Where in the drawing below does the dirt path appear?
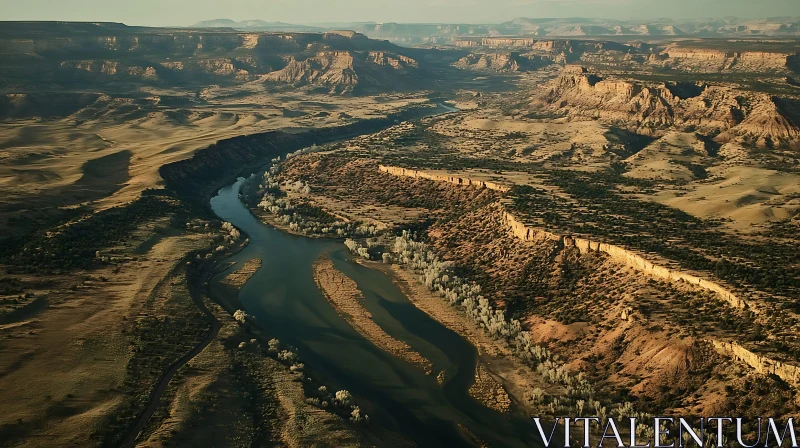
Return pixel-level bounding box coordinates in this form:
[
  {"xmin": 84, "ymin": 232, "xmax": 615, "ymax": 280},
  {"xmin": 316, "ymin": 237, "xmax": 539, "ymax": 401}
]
[{"xmin": 119, "ymin": 259, "xmax": 221, "ymax": 448}]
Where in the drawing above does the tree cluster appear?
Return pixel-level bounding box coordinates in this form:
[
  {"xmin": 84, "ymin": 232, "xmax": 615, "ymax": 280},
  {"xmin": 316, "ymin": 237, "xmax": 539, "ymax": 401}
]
[
  {"xmin": 250, "ymin": 169, "xmax": 380, "ymax": 239},
  {"xmin": 390, "ymin": 229, "xmax": 614, "ymax": 416}
]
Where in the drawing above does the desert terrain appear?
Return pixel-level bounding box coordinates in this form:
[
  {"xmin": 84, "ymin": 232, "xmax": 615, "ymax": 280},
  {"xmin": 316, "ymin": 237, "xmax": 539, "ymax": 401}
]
[{"xmin": 1, "ymin": 18, "xmax": 799, "ymax": 447}]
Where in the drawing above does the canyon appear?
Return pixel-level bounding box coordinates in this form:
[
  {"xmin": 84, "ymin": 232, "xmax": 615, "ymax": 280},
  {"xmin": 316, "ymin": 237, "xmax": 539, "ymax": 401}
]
[{"xmin": 1, "ymin": 19, "xmax": 799, "ymax": 448}]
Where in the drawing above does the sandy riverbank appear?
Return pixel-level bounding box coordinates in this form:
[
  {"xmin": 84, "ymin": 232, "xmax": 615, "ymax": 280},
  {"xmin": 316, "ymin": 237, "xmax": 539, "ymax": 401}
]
[
  {"xmin": 360, "ymin": 260, "xmax": 549, "ymax": 415},
  {"xmin": 313, "ymin": 256, "xmax": 433, "ymax": 374},
  {"xmin": 220, "ymin": 258, "xmax": 262, "ymax": 288}
]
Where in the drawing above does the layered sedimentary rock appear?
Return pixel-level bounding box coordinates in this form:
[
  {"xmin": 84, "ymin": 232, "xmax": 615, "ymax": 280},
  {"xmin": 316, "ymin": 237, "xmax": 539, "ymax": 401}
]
[
  {"xmin": 537, "ymin": 66, "xmax": 800, "ymax": 146},
  {"xmin": 323, "ymin": 30, "xmax": 368, "ymax": 40},
  {"xmin": 264, "ymin": 51, "xmax": 419, "ymax": 94},
  {"xmin": 502, "ymin": 210, "xmax": 750, "ymax": 311},
  {"xmin": 380, "ymin": 164, "xmax": 750, "ymax": 312},
  {"xmin": 366, "ymin": 51, "xmax": 418, "ymax": 70},
  {"xmin": 266, "ymin": 51, "xmax": 359, "ymax": 90},
  {"xmin": 500, "ymin": 210, "xmax": 561, "ymax": 243},
  {"xmin": 538, "ymin": 67, "xmax": 679, "ymax": 133},
  {"xmin": 379, "ymin": 164, "xmax": 752, "ymax": 313},
  {"xmin": 58, "ymin": 57, "xmax": 253, "ymax": 81},
  {"xmin": 453, "ymin": 52, "xmax": 546, "ymax": 72},
  {"xmin": 481, "ymin": 37, "xmax": 534, "ymax": 48},
  {"xmin": 378, "ymin": 165, "xmax": 511, "ymax": 192},
  {"xmin": 453, "ymin": 38, "xmax": 481, "ymax": 48},
  {"xmin": 722, "ymin": 97, "xmax": 800, "ymax": 147},
  {"xmin": 0, "ymin": 23, "xmax": 419, "ymax": 93},
  {"xmin": 662, "ymin": 45, "xmax": 796, "ymax": 72},
  {"xmin": 711, "ymin": 340, "xmax": 800, "ymax": 387}
]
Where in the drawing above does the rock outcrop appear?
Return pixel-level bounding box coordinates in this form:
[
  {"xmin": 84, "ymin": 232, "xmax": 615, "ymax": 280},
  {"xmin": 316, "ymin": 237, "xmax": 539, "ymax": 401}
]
[
  {"xmin": 537, "ymin": 66, "xmax": 680, "ymax": 134},
  {"xmin": 501, "ymin": 210, "xmax": 750, "ymax": 311},
  {"xmin": 661, "ymin": 45, "xmax": 796, "ymax": 72},
  {"xmin": 264, "ymin": 51, "xmax": 419, "ymax": 94},
  {"xmin": 453, "ymin": 52, "xmax": 546, "ymax": 72},
  {"xmin": 481, "ymin": 37, "xmax": 534, "ymax": 48},
  {"xmin": 722, "ymin": 97, "xmax": 800, "ymax": 148},
  {"xmin": 453, "ymin": 38, "xmax": 481, "ymax": 48},
  {"xmin": 265, "ymin": 51, "xmax": 359, "ymax": 92},
  {"xmin": 378, "ymin": 164, "xmax": 751, "ymax": 312},
  {"xmin": 378, "ymin": 165, "xmax": 511, "ymax": 192},
  {"xmin": 0, "ymin": 22, "xmax": 421, "ymax": 93},
  {"xmin": 711, "ymin": 340, "xmax": 800, "ymax": 387},
  {"xmin": 536, "ymin": 66, "xmax": 800, "ymax": 146}
]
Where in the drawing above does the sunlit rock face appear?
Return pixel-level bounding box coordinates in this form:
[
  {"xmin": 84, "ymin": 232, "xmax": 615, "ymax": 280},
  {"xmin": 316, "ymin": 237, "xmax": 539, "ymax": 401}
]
[{"xmin": 535, "ymin": 66, "xmax": 800, "ymax": 147}]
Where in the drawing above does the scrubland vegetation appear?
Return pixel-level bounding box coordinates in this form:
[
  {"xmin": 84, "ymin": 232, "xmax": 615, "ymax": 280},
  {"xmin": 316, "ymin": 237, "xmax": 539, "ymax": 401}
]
[
  {"xmin": 286, "ymin": 102, "xmax": 800, "ymax": 437},
  {"xmin": 3, "ymin": 19, "xmax": 800, "ymax": 446}
]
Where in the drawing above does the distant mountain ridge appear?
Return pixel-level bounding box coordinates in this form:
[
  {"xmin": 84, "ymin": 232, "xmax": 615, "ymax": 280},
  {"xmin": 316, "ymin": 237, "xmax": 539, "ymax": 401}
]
[
  {"xmin": 335, "ymin": 17, "xmax": 800, "ymax": 44},
  {"xmin": 191, "ymin": 18, "xmax": 323, "ymax": 32},
  {"xmin": 188, "ymin": 17, "xmax": 800, "ymax": 42},
  {"xmin": 0, "ymin": 21, "xmax": 434, "ymax": 95}
]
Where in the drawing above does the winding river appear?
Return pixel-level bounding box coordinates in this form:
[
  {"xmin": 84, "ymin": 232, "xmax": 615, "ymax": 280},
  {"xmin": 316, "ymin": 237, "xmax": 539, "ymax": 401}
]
[{"xmin": 210, "ymin": 178, "xmax": 541, "ymax": 447}]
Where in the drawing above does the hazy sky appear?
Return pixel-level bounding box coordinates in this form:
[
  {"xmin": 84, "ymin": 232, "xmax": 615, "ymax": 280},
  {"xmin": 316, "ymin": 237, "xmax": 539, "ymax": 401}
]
[{"xmin": 1, "ymin": 0, "xmax": 799, "ymax": 26}]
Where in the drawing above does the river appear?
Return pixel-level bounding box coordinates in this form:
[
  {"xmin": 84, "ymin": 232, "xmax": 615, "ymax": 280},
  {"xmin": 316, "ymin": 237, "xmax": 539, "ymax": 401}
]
[{"xmin": 209, "ymin": 178, "xmax": 541, "ymax": 447}]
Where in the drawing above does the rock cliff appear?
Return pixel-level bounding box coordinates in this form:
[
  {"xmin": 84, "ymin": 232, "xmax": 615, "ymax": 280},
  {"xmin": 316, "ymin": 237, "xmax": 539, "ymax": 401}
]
[
  {"xmin": 378, "ymin": 165, "xmax": 511, "ymax": 192},
  {"xmin": 536, "ymin": 66, "xmax": 800, "ymax": 146},
  {"xmin": 480, "ymin": 37, "xmax": 535, "ymax": 48},
  {"xmin": 453, "ymin": 52, "xmax": 547, "ymax": 72},
  {"xmin": 263, "ymin": 51, "xmax": 420, "ymax": 94},
  {"xmin": 661, "ymin": 45, "xmax": 796, "ymax": 72},
  {"xmin": 501, "ymin": 210, "xmax": 751, "ymax": 311},
  {"xmin": 0, "ymin": 23, "xmax": 423, "ymax": 93},
  {"xmin": 264, "ymin": 51, "xmax": 360, "ymax": 93},
  {"xmin": 722, "ymin": 97, "xmax": 800, "ymax": 148},
  {"xmin": 711, "ymin": 340, "xmax": 800, "ymax": 387},
  {"xmin": 378, "ymin": 165, "xmax": 752, "ymax": 313}
]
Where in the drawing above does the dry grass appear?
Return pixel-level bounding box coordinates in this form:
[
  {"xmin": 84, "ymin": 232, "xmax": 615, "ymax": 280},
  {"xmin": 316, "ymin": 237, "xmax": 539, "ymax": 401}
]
[
  {"xmin": 0, "ymin": 90, "xmax": 427, "ymax": 237},
  {"xmin": 0, "ymin": 225, "xmax": 213, "ymax": 446}
]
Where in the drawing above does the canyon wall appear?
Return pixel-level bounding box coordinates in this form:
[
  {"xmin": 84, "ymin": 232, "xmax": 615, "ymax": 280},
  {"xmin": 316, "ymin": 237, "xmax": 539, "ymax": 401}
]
[
  {"xmin": 503, "ymin": 209, "xmax": 749, "ymax": 310},
  {"xmin": 567, "ymin": 236, "xmax": 749, "ymax": 310},
  {"xmin": 378, "ymin": 165, "xmax": 511, "ymax": 192},
  {"xmin": 378, "ymin": 165, "xmax": 750, "ymax": 312},
  {"xmin": 662, "ymin": 46, "xmax": 795, "ymax": 71},
  {"xmin": 159, "ymin": 107, "xmax": 440, "ymax": 204},
  {"xmin": 481, "ymin": 37, "xmax": 535, "ymax": 48},
  {"xmin": 711, "ymin": 340, "xmax": 800, "ymax": 388},
  {"xmin": 376, "ymin": 164, "xmax": 800, "ymax": 391},
  {"xmin": 453, "ymin": 38, "xmax": 481, "ymax": 48},
  {"xmin": 539, "ymin": 66, "xmax": 800, "ymax": 146}
]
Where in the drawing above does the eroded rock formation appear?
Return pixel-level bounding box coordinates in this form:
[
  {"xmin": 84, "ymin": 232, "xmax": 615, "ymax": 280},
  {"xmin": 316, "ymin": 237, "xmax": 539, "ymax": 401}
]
[
  {"xmin": 711, "ymin": 340, "xmax": 800, "ymax": 387},
  {"xmin": 378, "ymin": 165, "xmax": 511, "ymax": 192},
  {"xmin": 536, "ymin": 66, "xmax": 800, "ymax": 147},
  {"xmin": 454, "ymin": 52, "xmax": 547, "ymax": 72},
  {"xmin": 662, "ymin": 45, "xmax": 797, "ymax": 72},
  {"xmin": 264, "ymin": 51, "xmax": 419, "ymax": 94},
  {"xmin": 378, "ymin": 165, "xmax": 752, "ymax": 313},
  {"xmin": 503, "ymin": 210, "xmax": 752, "ymax": 312}
]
